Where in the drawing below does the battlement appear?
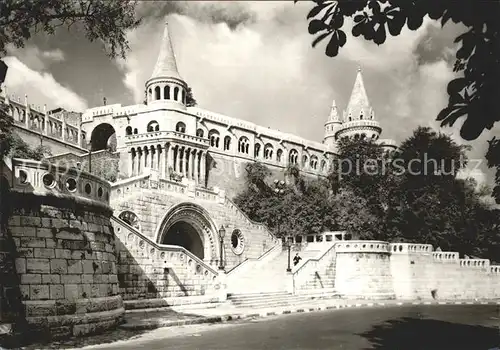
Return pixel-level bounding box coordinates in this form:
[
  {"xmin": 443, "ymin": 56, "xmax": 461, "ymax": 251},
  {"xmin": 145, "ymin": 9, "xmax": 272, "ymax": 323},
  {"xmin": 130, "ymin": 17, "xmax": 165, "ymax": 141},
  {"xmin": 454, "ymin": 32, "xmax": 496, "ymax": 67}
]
[{"xmin": 1, "ymin": 93, "xmax": 86, "ymax": 148}]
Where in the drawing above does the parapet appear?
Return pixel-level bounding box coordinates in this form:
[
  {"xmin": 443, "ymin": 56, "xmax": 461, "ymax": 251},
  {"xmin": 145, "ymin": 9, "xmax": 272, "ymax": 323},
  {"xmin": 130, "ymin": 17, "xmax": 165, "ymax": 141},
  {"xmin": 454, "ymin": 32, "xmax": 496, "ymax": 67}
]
[
  {"xmin": 335, "ymin": 240, "xmax": 391, "ymax": 253},
  {"xmin": 10, "ymin": 158, "xmax": 110, "ymax": 208},
  {"xmin": 391, "ymin": 243, "xmax": 433, "ymax": 254}
]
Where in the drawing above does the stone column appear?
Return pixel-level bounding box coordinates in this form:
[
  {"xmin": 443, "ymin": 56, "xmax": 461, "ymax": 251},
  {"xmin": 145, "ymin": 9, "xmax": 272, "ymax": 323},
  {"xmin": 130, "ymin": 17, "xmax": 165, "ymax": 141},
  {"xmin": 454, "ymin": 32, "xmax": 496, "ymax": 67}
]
[
  {"xmin": 185, "ymin": 148, "xmax": 191, "ymax": 180},
  {"xmin": 24, "ymin": 95, "xmax": 30, "ymax": 129},
  {"xmin": 191, "ymin": 149, "xmax": 197, "ymax": 181},
  {"xmin": 151, "ymin": 147, "xmax": 156, "ymax": 170},
  {"xmin": 144, "ymin": 147, "xmax": 148, "ymax": 170},
  {"xmin": 62, "ymin": 115, "xmax": 66, "ymax": 141},
  {"xmin": 43, "ymin": 104, "xmax": 48, "ymax": 136},
  {"xmin": 176, "ymin": 146, "xmax": 182, "ymax": 175},
  {"xmin": 200, "ymin": 151, "xmax": 206, "ymax": 187},
  {"xmin": 128, "ymin": 149, "xmax": 134, "ymax": 177},
  {"xmin": 137, "ymin": 150, "xmax": 142, "ymax": 174}
]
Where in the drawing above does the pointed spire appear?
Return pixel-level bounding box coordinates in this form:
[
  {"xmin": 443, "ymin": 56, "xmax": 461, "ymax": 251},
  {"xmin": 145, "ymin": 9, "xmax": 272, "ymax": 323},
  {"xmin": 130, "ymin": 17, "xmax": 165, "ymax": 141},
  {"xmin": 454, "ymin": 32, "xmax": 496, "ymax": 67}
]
[
  {"xmin": 346, "ymin": 67, "xmax": 371, "ymax": 120},
  {"xmin": 150, "ymin": 20, "xmax": 182, "ymax": 81},
  {"xmin": 328, "ymin": 99, "xmax": 341, "ymax": 122}
]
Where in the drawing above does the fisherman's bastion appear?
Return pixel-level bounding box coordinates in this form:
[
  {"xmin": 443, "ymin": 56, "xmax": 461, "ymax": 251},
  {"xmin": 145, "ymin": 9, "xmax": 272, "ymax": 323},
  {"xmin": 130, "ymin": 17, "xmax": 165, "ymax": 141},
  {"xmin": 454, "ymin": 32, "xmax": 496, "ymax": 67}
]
[{"xmin": 0, "ymin": 21, "xmax": 498, "ymax": 341}]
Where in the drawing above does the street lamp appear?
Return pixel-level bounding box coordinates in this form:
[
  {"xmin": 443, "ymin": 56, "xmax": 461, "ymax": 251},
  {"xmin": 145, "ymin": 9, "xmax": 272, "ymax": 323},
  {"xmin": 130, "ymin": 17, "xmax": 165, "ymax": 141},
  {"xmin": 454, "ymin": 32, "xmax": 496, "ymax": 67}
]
[
  {"xmin": 218, "ymin": 225, "xmax": 226, "ymax": 270},
  {"xmin": 273, "ymin": 179, "xmax": 291, "ymax": 272}
]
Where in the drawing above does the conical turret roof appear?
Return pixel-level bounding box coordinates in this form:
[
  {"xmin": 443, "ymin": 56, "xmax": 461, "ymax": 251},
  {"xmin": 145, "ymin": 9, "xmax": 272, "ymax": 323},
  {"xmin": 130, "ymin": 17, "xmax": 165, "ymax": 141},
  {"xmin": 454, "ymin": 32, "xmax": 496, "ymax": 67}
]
[
  {"xmin": 345, "ymin": 67, "xmax": 371, "ymax": 120},
  {"xmin": 150, "ymin": 20, "xmax": 182, "ymax": 81},
  {"xmin": 327, "ymin": 99, "xmax": 341, "ymax": 122}
]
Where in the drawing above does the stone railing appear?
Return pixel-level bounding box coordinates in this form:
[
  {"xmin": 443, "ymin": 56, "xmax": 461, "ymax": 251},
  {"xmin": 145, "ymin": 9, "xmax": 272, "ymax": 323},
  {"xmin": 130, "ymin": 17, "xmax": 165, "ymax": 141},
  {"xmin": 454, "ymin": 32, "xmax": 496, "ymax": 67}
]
[
  {"xmin": 223, "ymin": 197, "xmax": 275, "ymax": 238},
  {"xmin": 459, "ymin": 259, "xmax": 490, "ymax": 268},
  {"xmin": 292, "ymin": 243, "xmax": 337, "ymax": 293},
  {"xmin": 339, "ymin": 120, "xmax": 381, "ymax": 130},
  {"xmin": 390, "ymin": 243, "xmax": 433, "ymax": 254},
  {"xmin": 11, "ymin": 158, "xmax": 110, "ymax": 206},
  {"xmin": 335, "ymin": 240, "xmax": 391, "ymax": 254},
  {"xmin": 432, "ymin": 252, "xmax": 460, "ymax": 261},
  {"xmin": 226, "ymin": 244, "xmax": 282, "ymax": 276},
  {"xmin": 111, "ymin": 216, "xmax": 219, "ymax": 295},
  {"xmin": 110, "ymin": 174, "xmax": 191, "ymax": 200},
  {"xmin": 125, "ymin": 131, "xmax": 209, "ymax": 146}
]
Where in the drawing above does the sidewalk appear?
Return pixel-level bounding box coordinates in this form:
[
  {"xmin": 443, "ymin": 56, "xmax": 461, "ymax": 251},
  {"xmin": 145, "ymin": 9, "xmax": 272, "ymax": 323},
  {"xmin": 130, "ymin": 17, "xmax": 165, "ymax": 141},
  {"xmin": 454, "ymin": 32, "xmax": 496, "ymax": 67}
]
[{"xmin": 120, "ymin": 297, "xmax": 500, "ymax": 331}]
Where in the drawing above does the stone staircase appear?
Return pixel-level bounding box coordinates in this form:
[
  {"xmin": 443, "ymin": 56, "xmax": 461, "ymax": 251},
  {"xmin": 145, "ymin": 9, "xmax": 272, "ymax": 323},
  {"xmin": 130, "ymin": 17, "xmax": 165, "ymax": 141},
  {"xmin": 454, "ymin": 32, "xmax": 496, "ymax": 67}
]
[
  {"xmin": 227, "ymin": 249, "xmax": 321, "ymax": 294},
  {"xmin": 227, "ymin": 291, "xmax": 339, "ymax": 309}
]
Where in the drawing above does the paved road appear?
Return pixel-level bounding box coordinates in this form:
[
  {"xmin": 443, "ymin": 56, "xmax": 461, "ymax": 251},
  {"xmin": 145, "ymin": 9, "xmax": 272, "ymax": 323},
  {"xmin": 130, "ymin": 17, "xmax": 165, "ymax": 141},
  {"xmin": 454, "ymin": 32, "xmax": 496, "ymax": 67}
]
[{"xmin": 80, "ymin": 305, "xmax": 499, "ymax": 350}]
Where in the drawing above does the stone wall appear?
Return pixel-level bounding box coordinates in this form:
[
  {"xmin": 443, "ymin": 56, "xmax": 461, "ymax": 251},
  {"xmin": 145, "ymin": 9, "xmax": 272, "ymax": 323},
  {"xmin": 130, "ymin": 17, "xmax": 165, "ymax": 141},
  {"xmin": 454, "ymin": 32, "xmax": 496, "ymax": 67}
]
[
  {"xmin": 333, "ymin": 241, "xmax": 500, "ymax": 301},
  {"xmin": 0, "ymin": 159, "xmax": 124, "ymax": 341}
]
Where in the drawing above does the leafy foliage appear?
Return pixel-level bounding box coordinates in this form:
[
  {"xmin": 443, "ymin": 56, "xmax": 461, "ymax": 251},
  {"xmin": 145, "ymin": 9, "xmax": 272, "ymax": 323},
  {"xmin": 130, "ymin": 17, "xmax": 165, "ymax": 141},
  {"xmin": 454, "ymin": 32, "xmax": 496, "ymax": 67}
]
[
  {"xmin": 186, "ymin": 86, "xmax": 197, "ymax": 107},
  {"xmin": 300, "ymin": 0, "xmax": 500, "ymax": 202},
  {"xmin": 5, "ymin": 132, "xmax": 52, "ymax": 160},
  {"xmin": 0, "ymin": 102, "xmax": 14, "ymax": 158},
  {"xmin": 235, "ymin": 127, "xmax": 500, "ymax": 260},
  {"xmin": 0, "ymin": 0, "xmax": 141, "ymax": 59}
]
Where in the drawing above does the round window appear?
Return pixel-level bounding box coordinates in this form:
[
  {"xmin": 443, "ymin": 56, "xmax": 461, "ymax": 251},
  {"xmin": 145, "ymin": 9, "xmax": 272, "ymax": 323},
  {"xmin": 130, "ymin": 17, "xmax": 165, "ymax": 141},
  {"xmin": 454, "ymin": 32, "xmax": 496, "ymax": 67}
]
[
  {"xmin": 42, "ymin": 173, "xmax": 56, "ymax": 188},
  {"xmin": 230, "ymin": 229, "xmax": 245, "ymax": 255},
  {"xmin": 84, "ymin": 183, "xmax": 92, "ymax": 194},
  {"xmin": 65, "ymin": 178, "xmax": 77, "ymax": 192}
]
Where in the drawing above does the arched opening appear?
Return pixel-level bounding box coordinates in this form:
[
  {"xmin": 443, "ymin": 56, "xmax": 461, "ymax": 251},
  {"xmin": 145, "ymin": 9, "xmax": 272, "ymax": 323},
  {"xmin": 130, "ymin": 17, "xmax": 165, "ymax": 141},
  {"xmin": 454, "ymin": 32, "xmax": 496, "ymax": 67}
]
[
  {"xmin": 125, "ymin": 126, "xmax": 132, "ymax": 135},
  {"xmin": 174, "ymin": 87, "xmax": 179, "ymax": 101},
  {"xmin": 90, "ymin": 123, "xmax": 116, "ymax": 151},
  {"xmin": 164, "ymin": 85, "xmax": 170, "ymax": 100},
  {"xmin": 224, "ymin": 136, "xmax": 231, "ymax": 151},
  {"xmin": 162, "ymin": 221, "xmax": 204, "ymax": 260},
  {"xmin": 175, "ymin": 122, "xmax": 186, "ymax": 133},
  {"xmin": 196, "ymin": 129, "xmax": 204, "ymax": 138},
  {"xmin": 155, "ymin": 86, "xmax": 161, "ymax": 100},
  {"xmin": 147, "ymin": 120, "xmax": 159, "ymax": 132}
]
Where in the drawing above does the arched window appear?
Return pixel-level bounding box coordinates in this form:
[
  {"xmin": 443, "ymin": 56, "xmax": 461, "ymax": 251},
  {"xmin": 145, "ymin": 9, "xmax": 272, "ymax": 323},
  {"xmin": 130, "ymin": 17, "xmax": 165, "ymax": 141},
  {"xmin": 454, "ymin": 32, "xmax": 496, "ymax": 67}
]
[
  {"xmin": 118, "ymin": 210, "xmax": 141, "ymax": 231},
  {"xmin": 360, "ymin": 113, "xmax": 363, "ymax": 120},
  {"xmin": 354, "ymin": 134, "xmax": 360, "ymax": 140},
  {"xmin": 277, "ymin": 149, "xmax": 283, "ymax": 162},
  {"xmin": 361, "ymin": 133, "xmax": 366, "ymax": 139},
  {"xmin": 238, "ymin": 136, "xmax": 249, "ymax": 154},
  {"xmin": 310, "ymin": 155, "xmax": 318, "ymax": 170},
  {"xmin": 133, "ymin": 128, "xmax": 138, "ymax": 134},
  {"xmin": 196, "ymin": 129, "xmax": 204, "ymax": 138},
  {"xmin": 254, "ymin": 143, "xmax": 261, "ymax": 158},
  {"xmin": 155, "ymin": 86, "xmax": 161, "ymax": 100},
  {"xmin": 175, "ymin": 122, "xmax": 186, "ymax": 133},
  {"xmin": 208, "ymin": 129, "xmax": 220, "ymax": 148},
  {"xmin": 164, "ymin": 85, "xmax": 170, "ymax": 100},
  {"xmin": 174, "ymin": 87, "xmax": 179, "ymax": 101},
  {"xmin": 182, "ymin": 90, "xmax": 186, "ymax": 104},
  {"xmin": 125, "ymin": 126, "xmax": 132, "ymax": 135},
  {"xmin": 302, "ymin": 155, "xmax": 308, "ymax": 168},
  {"xmin": 224, "ymin": 136, "xmax": 231, "ymax": 151},
  {"xmin": 147, "ymin": 121, "xmax": 159, "ymax": 132},
  {"xmin": 148, "ymin": 88, "xmax": 152, "ymax": 101},
  {"xmin": 264, "ymin": 143, "xmax": 274, "ymax": 160},
  {"xmin": 288, "ymin": 149, "xmax": 298, "ymax": 165},
  {"xmin": 320, "ymin": 160, "xmax": 326, "ymax": 172}
]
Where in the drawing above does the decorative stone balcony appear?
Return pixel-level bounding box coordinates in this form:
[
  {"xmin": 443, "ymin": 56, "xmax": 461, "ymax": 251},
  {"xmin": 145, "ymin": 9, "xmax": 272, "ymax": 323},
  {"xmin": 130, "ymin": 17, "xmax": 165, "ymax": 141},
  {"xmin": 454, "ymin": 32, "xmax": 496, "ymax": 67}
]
[{"xmin": 125, "ymin": 131, "xmax": 209, "ymax": 148}]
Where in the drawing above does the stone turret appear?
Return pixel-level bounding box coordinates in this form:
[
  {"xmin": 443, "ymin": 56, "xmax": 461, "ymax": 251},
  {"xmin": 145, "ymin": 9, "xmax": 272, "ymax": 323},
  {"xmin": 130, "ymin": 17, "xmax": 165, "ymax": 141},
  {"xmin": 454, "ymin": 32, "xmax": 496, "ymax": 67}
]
[
  {"xmin": 335, "ymin": 67, "xmax": 381, "ymax": 142},
  {"xmin": 323, "ymin": 99, "xmax": 342, "ymax": 149},
  {"xmin": 145, "ymin": 20, "xmax": 188, "ymax": 109}
]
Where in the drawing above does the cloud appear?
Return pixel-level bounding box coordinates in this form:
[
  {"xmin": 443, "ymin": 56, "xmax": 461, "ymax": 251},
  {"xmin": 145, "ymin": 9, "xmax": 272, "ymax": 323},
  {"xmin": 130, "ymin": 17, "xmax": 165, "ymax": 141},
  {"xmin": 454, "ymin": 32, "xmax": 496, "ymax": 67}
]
[
  {"xmin": 3, "ymin": 56, "xmax": 88, "ymax": 112},
  {"xmin": 116, "ymin": 2, "xmax": 498, "ymax": 186},
  {"xmin": 5, "ymin": 45, "xmax": 65, "ymax": 72}
]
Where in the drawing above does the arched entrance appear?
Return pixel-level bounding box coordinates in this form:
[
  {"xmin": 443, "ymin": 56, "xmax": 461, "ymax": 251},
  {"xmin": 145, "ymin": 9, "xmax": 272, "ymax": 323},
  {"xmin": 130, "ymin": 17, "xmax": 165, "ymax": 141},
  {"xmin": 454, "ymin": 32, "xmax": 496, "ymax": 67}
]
[
  {"xmin": 156, "ymin": 203, "xmax": 218, "ymax": 264},
  {"xmin": 90, "ymin": 123, "xmax": 117, "ymax": 151},
  {"xmin": 163, "ymin": 221, "xmax": 204, "ymax": 259}
]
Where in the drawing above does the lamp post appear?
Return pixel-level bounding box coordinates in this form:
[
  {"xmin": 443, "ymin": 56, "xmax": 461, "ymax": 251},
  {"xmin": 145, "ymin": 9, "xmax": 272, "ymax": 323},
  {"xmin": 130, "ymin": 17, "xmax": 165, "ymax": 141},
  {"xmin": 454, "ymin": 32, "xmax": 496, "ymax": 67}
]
[
  {"xmin": 273, "ymin": 179, "xmax": 290, "ymax": 271},
  {"xmin": 218, "ymin": 225, "xmax": 226, "ymax": 271}
]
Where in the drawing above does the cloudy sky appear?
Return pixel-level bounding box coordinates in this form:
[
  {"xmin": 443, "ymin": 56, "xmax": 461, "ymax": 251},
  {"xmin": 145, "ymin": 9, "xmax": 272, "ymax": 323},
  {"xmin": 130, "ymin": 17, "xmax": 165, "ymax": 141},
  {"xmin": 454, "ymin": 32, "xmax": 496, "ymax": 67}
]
[{"xmin": 2, "ymin": 1, "xmax": 499, "ymax": 190}]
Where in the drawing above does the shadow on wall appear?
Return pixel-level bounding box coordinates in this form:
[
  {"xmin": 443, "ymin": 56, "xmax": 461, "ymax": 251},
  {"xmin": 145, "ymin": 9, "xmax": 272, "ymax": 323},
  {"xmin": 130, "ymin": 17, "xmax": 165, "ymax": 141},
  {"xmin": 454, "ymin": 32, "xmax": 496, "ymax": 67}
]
[
  {"xmin": 358, "ymin": 312, "xmax": 499, "ymax": 350},
  {"xmin": 114, "ymin": 227, "xmax": 202, "ymax": 303},
  {"xmin": 0, "ymin": 174, "xmax": 30, "ymax": 336}
]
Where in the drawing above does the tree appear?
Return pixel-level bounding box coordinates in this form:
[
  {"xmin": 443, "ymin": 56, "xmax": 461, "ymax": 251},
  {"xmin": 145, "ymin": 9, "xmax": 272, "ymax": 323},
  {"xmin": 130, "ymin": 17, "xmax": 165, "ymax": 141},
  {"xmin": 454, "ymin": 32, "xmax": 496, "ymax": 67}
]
[
  {"xmin": 186, "ymin": 86, "xmax": 197, "ymax": 107},
  {"xmin": 299, "ymin": 0, "xmax": 500, "ymax": 202},
  {"xmin": 0, "ymin": 0, "xmax": 141, "ymax": 59}
]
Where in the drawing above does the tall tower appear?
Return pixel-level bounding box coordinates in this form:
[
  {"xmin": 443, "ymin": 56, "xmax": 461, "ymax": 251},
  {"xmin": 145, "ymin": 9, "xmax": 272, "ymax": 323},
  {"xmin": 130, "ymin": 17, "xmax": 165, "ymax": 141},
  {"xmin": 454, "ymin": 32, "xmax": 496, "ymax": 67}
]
[
  {"xmin": 335, "ymin": 67, "xmax": 381, "ymax": 141},
  {"xmin": 145, "ymin": 20, "xmax": 188, "ymax": 109},
  {"xmin": 323, "ymin": 99, "xmax": 342, "ymax": 148}
]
